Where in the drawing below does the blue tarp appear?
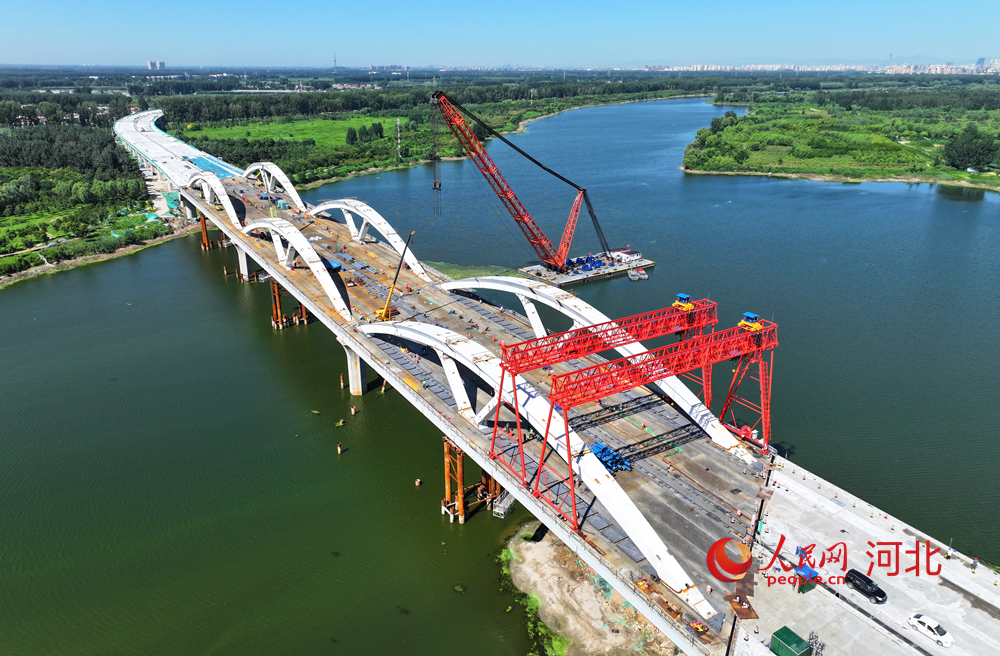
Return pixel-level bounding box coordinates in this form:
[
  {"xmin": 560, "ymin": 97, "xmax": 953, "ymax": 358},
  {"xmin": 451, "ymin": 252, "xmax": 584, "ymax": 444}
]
[{"xmin": 189, "ymin": 156, "xmax": 242, "ymax": 179}]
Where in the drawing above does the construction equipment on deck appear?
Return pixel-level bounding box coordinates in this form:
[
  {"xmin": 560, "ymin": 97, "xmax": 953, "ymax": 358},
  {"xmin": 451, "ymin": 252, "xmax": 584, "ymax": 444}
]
[
  {"xmin": 431, "ymin": 91, "xmax": 610, "ymax": 271},
  {"xmin": 375, "ymin": 231, "xmax": 415, "ymax": 322},
  {"xmin": 489, "ymin": 299, "xmax": 719, "ymax": 529}
]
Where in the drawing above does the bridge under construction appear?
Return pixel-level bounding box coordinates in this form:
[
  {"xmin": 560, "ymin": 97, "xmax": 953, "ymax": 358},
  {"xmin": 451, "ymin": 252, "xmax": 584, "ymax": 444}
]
[{"xmin": 115, "ymin": 110, "xmax": 1000, "ymax": 656}]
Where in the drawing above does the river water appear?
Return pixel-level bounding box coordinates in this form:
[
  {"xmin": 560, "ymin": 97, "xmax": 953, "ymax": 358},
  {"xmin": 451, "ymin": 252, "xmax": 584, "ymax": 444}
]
[{"xmin": 2, "ymin": 98, "xmax": 998, "ymax": 654}]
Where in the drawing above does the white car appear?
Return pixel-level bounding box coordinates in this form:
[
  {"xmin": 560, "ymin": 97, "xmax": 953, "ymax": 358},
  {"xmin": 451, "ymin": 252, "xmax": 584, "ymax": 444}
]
[{"xmin": 908, "ymin": 613, "xmax": 954, "ymax": 648}]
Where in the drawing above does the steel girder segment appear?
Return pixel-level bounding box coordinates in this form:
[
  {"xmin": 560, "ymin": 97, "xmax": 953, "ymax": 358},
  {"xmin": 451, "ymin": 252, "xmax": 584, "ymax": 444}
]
[
  {"xmin": 551, "ymin": 321, "xmax": 777, "ymax": 407},
  {"xmin": 502, "ymin": 300, "xmax": 718, "ymax": 374}
]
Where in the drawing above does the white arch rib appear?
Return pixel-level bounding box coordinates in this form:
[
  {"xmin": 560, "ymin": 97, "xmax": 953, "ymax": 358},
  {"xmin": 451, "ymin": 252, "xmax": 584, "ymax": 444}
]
[
  {"xmin": 359, "ymin": 320, "xmax": 714, "ymax": 617},
  {"xmin": 438, "ymin": 276, "xmax": 746, "ymax": 455},
  {"xmin": 243, "ymin": 218, "xmax": 353, "ymax": 322},
  {"xmin": 310, "ymin": 199, "xmax": 431, "ymax": 283},
  {"xmin": 188, "ymin": 172, "xmax": 241, "ymax": 229},
  {"xmin": 244, "ymin": 162, "xmax": 306, "ymax": 211}
]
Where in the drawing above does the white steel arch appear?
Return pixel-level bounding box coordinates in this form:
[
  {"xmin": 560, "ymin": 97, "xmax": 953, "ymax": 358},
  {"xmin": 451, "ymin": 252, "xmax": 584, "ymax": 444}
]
[
  {"xmin": 244, "ymin": 162, "xmax": 306, "ymax": 211},
  {"xmin": 242, "ymin": 218, "xmax": 353, "ymax": 322},
  {"xmin": 188, "ymin": 171, "xmax": 241, "ymax": 228},
  {"xmin": 359, "ymin": 320, "xmax": 714, "ymax": 617},
  {"xmin": 439, "ymin": 276, "xmax": 746, "ymax": 455},
  {"xmin": 310, "ymin": 199, "xmax": 431, "ymax": 283}
]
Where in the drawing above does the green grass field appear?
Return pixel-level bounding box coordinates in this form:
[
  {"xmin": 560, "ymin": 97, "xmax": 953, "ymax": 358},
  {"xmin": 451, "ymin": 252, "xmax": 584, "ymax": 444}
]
[
  {"xmin": 683, "ymin": 101, "xmax": 1000, "ymax": 189},
  {"xmin": 0, "ymin": 209, "xmax": 74, "ymax": 235},
  {"xmin": 183, "ymin": 116, "xmax": 409, "ymax": 148}
]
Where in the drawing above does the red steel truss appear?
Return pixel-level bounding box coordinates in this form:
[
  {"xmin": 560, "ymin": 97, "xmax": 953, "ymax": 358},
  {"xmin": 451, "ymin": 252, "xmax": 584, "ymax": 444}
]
[
  {"xmin": 548, "ymin": 320, "xmax": 777, "ymax": 448},
  {"xmin": 500, "ymin": 300, "xmax": 718, "ymax": 373},
  {"xmin": 489, "ymin": 300, "xmax": 719, "ymax": 530},
  {"xmin": 529, "ymin": 321, "xmax": 776, "ymax": 530},
  {"xmin": 433, "ymin": 92, "xmax": 582, "ymax": 270}
]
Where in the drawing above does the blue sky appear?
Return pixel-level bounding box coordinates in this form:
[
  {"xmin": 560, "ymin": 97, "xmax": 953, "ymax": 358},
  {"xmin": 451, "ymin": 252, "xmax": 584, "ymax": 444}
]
[{"xmin": 0, "ymin": 0, "xmax": 992, "ymax": 68}]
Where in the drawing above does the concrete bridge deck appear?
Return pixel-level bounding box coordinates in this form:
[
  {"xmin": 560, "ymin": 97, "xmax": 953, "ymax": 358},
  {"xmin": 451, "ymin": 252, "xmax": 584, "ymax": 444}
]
[{"xmin": 114, "ymin": 110, "xmax": 1000, "ymax": 656}]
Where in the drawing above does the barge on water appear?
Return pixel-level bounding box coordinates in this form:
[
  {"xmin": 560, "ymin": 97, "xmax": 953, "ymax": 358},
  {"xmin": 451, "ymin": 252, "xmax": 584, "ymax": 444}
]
[{"xmin": 518, "ymin": 248, "xmax": 655, "ymax": 288}]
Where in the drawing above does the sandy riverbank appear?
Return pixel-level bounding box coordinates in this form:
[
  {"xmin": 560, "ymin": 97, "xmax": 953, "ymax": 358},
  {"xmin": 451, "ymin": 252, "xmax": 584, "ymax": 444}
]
[{"xmin": 507, "ymin": 522, "xmax": 679, "ymax": 656}]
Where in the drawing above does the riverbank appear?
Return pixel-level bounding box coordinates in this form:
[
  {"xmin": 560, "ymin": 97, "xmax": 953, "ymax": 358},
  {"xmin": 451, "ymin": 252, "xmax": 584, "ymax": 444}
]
[
  {"xmin": 683, "ymin": 167, "xmax": 1000, "ymax": 192},
  {"xmin": 0, "ymin": 220, "xmax": 198, "ymax": 291},
  {"xmin": 295, "ymin": 94, "xmax": 711, "ymax": 191},
  {"xmin": 506, "ymin": 522, "xmax": 679, "ymax": 656}
]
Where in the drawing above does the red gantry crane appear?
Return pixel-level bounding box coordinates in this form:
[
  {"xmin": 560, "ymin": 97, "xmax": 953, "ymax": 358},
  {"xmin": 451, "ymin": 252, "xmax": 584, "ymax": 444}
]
[
  {"xmin": 489, "ymin": 296, "xmax": 719, "ymax": 523},
  {"xmin": 431, "ymin": 91, "xmax": 610, "ymax": 271},
  {"xmin": 532, "ymin": 314, "xmax": 776, "ymax": 530}
]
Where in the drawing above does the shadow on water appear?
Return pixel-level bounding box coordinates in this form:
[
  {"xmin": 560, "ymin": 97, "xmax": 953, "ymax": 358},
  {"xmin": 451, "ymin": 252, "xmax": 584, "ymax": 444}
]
[
  {"xmin": 936, "ymin": 184, "xmax": 986, "ymax": 202},
  {"xmin": 769, "ymin": 441, "xmax": 797, "ymax": 459}
]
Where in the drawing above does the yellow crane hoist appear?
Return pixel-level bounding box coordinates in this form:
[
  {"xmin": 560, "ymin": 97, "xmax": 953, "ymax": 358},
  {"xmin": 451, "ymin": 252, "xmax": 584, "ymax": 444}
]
[{"xmin": 375, "ymin": 231, "xmax": 415, "ymax": 322}]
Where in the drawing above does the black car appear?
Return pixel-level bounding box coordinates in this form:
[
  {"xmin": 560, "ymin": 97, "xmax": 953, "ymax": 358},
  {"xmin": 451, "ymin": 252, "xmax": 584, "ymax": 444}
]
[{"xmin": 845, "ymin": 568, "xmax": 888, "ymax": 604}]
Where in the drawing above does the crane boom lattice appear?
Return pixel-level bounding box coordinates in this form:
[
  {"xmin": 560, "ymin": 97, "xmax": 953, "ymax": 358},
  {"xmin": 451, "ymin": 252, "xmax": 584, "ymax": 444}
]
[{"xmin": 432, "ymin": 91, "xmax": 588, "ymax": 270}]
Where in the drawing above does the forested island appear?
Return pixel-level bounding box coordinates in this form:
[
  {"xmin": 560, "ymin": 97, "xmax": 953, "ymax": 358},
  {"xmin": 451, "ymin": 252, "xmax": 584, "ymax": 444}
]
[{"xmin": 683, "ymin": 84, "xmax": 1000, "ymax": 189}]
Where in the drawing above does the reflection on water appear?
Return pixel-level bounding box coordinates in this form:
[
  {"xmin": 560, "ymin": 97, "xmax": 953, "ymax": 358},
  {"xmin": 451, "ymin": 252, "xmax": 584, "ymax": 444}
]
[{"xmin": 936, "ymin": 184, "xmax": 987, "ymax": 202}]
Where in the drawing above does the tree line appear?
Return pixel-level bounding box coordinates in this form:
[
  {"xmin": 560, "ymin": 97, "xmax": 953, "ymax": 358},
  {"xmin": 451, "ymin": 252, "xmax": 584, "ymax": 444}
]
[
  {"xmin": 345, "ymin": 122, "xmax": 384, "ymax": 145},
  {"xmin": 0, "ymin": 125, "xmax": 141, "ymax": 179}
]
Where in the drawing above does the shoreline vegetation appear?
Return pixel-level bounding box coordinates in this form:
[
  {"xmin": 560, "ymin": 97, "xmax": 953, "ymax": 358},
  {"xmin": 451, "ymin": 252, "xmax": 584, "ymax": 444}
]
[
  {"xmin": 682, "ymin": 87, "xmax": 1000, "ymax": 192},
  {"xmin": 0, "ymin": 221, "xmax": 196, "ymax": 290}
]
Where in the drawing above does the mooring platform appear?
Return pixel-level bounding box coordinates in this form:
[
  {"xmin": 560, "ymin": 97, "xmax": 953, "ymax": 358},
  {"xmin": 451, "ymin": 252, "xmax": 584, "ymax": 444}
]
[{"xmin": 518, "ymin": 258, "xmax": 656, "ymax": 287}]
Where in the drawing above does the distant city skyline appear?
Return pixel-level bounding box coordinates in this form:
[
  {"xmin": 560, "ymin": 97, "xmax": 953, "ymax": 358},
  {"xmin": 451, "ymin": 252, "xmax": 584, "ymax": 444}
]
[{"xmin": 0, "ymin": 0, "xmax": 993, "ymax": 69}]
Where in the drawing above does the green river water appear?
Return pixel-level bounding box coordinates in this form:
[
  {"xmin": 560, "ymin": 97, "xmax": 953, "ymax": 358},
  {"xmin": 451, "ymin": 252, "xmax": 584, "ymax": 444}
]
[{"xmin": 2, "ymin": 97, "xmax": 998, "ymax": 654}]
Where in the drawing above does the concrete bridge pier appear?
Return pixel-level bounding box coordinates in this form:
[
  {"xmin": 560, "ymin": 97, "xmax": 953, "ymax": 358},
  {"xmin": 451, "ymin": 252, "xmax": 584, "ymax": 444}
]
[
  {"xmin": 236, "ymin": 247, "xmax": 249, "ymax": 282},
  {"xmin": 342, "ymin": 343, "xmax": 366, "ymax": 395}
]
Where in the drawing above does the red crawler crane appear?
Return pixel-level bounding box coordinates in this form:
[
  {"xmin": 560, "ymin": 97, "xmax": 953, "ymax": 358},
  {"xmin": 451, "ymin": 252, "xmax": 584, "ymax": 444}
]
[
  {"xmin": 432, "ymin": 91, "xmax": 610, "ymax": 271},
  {"xmin": 534, "ymin": 316, "xmax": 777, "ymax": 530},
  {"xmin": 489, "ymin": 296, "xmax": 719, "ymax": 528}
]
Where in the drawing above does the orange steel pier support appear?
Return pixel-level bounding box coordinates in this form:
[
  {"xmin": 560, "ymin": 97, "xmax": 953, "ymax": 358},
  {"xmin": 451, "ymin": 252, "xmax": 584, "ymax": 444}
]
[
  {"xmin": 442, "ymin": 437, "xmax": 467, "ymax": 523},
  {"xmin": 270, "ymin": 279, "xmax": 289, "ymax": 329},
  {"xmin": 442, "ymin": 437, "xmax": 503, "ymax": 524}
]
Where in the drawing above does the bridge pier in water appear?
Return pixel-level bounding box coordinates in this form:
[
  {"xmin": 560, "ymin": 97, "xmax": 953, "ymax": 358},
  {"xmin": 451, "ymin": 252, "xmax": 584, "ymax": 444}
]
[
  {"xmin": 342, "ymin": 344, "xmax": 366, "ymax": 396},
  {"xmin": 236, "ymin": 247, "xmax": 249, "ymax": 282},
  {"xmin": 199, "ymin": 212, "xmax": 222, "ymax": 251},
  {"xmin": 442, "ymin": 437, "xmax": 503, "ymax": 524},
  {"xmin": 442, "ymin": 437, "xmax": 466, "ymax": 523}
]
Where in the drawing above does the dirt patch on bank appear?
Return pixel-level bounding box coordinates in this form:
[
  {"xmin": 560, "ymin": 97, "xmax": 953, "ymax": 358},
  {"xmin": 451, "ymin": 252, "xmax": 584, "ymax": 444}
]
[{"xmin": 508, "ymin": 524, "xmax": 678, "ymax": 656}]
